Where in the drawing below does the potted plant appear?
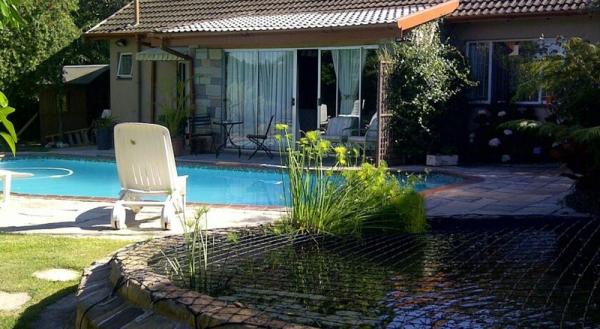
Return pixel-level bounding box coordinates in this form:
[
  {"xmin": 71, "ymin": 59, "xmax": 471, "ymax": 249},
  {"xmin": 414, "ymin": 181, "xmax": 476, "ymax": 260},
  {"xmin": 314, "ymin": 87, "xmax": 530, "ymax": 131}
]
[
  {"xmin": 158, "ymin": 82, "xmax": 191, "ymax": 156},
  {"xmin": 426, "ymin": 146, "xmax": 459, "ymax": 166},
  {"xmin": 94, "ymin": 116, "xmax": 116, "ymax": 150},
  {"xmin": 158, "ymin": 108, "xmax": 188, "ymax": 156}
]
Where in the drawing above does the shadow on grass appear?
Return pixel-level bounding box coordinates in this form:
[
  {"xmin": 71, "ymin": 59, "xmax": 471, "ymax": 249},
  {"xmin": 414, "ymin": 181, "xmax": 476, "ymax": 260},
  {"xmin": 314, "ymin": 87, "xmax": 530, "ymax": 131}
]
[{"xmin": 13, "ymin": 285, "xmax": 76, "ymax": 329}]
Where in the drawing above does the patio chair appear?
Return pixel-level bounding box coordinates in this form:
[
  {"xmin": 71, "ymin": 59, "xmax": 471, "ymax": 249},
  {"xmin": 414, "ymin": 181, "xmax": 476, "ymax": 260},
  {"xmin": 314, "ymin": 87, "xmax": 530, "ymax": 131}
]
[
  {"xmin": 247, "ymin": 115, "xmax": 275, "ymax": 160},
  {"xmin": 0, "ymin": 170, "xmax": 33, "ymax": 207},
  {"xmin": 319, "ymin": 104, "xmax": 329, "ymax": 130},
  {"xmin": 111, "ymin": 123, "xmax": 187, "ymax": 230},
  {"xmin": 347, "ymin": 113, "xmax": 378, "ymax": 152},
  {"xmin": 188, "ymin": 115, "xmax": 216, "ymax": 153},
  {"xmin": 321, "ymin": 116, "xmax": 357, "ymax": 144}
]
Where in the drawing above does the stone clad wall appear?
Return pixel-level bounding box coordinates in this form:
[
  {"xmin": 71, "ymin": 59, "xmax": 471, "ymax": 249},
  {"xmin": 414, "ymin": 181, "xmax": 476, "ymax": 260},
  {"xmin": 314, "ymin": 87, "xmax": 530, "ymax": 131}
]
[{"xmin": 194, "ymin": 49, "xmax": 224, "ymax": 123}]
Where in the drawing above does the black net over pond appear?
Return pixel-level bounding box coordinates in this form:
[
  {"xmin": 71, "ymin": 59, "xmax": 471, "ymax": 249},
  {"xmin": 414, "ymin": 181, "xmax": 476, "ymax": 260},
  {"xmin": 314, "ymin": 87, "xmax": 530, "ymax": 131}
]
[{"xmin": 150, "ymin": 218, "xmax": 600, "ymax": 328}]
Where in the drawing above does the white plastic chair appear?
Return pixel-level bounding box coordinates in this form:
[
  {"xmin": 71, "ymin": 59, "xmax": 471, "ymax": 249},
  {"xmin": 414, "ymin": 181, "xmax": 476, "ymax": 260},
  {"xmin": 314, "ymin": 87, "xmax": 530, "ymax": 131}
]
[{"xmin": 111, "ymin": 123, "xmax": 187, "ymax": 230}]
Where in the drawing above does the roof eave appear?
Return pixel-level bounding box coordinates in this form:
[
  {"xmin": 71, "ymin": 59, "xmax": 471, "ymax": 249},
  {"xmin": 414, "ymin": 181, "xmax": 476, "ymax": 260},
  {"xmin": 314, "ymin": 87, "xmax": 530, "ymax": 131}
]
[
  {"xmin": 397, "ymin": 0, "xmax": 460, "ymax": 31},
  {"xmin": 84, "ymin": 31, "xmax": 145, "ymax": 40}
]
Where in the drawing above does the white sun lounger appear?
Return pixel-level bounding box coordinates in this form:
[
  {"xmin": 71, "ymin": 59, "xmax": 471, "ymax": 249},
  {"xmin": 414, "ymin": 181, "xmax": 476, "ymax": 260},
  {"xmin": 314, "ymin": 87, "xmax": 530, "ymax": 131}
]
[
  {"xmin": 112, "ymin": 123, "xmax": 187, "ymax": 230},
  {"xmin": 0, "ymin": 169, "xmax": 33, "ymax": 206}
]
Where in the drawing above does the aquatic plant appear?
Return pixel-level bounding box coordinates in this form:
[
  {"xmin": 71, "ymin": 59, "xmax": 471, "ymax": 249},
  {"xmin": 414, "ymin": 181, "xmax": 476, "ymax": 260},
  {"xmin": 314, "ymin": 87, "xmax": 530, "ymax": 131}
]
[
  {"xmin": 161, "ymin": 207, "xmax": 212, "ymax": 291},
  {"xmin": 275, "ymin": 125, "xmax": 427, "ymax": 236}
]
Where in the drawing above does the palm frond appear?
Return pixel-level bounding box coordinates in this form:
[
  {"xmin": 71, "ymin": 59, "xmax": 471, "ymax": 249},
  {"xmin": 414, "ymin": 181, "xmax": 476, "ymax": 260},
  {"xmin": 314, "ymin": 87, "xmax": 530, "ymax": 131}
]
[{"xmin": 569, "ymin": 126, "xmax": 600, "ymax": 143}]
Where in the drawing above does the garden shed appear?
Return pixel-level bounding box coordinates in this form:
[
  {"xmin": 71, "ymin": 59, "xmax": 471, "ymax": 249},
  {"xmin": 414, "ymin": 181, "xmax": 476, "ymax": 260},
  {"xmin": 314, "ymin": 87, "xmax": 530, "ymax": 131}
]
[{"xmin": 39, "ymin": 65, "xmax": 110, "ymax": 144}]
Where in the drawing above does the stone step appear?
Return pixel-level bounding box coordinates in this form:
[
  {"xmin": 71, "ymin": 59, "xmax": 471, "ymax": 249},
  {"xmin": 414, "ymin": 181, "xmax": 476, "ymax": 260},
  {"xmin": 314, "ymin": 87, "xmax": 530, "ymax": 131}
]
[{"xmin": 76, "ymin": 259, "xmax": 192, "ymax": 329}]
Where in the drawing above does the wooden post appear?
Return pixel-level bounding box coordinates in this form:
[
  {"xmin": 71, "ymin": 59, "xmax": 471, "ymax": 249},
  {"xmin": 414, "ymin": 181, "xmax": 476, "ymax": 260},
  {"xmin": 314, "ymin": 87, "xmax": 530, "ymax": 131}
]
[{"xmin": 134, "ymin": 0, "xmax": 140, "ymax": 26}]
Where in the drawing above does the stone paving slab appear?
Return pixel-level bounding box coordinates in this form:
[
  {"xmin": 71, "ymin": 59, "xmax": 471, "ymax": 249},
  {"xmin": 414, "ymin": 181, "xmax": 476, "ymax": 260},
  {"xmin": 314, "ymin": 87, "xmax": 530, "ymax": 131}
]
[
  {"xmin": 420, "ymin": 164, "xmax": 586, "ymax": 218},
  {"xmin": 0, "ymin": 196, "xmax": 282, "ymax": 238},
  {"xmin": 0, "ymin": 291, "xmax": 31, "ymax": 311}
]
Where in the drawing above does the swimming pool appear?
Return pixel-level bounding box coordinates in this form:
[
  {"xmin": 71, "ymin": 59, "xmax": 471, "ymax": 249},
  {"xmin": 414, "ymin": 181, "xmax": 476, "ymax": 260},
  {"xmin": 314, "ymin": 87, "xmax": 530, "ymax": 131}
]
[{"xmin": 0, "ymin": 157, "xmax": 463, "ymax": 206}]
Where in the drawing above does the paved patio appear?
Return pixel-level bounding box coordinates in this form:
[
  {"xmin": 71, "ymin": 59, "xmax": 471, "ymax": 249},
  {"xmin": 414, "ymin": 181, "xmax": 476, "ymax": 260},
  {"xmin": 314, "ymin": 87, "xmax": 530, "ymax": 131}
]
[
  {"xmin": 421, "ymin": 165, "xmax": 585, "ymax": 218},
  {"xmin": 0, "ymin": 197, "xmax": 281, "ymax": 239}
]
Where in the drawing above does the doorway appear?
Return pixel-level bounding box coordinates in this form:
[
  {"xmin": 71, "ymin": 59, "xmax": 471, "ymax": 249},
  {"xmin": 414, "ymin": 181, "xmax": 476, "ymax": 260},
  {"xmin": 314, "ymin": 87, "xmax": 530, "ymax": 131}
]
[{"xmin": 297, "ymin": 49, "xmax": 318, "ymax": 133}]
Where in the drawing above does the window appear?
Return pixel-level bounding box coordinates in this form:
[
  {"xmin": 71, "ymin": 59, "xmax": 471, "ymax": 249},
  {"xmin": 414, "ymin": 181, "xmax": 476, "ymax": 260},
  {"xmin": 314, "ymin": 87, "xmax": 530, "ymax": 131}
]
[
  {"xmin": 466, "ymin": 39, "xmax": 562, "ymax": 104},
  {"xmin": 466, "ymin": 42, "xmax": 490, "ymax": 102},
  {"xmin": 116, "ymin": 53, "xmax": 133, "ymax": 78}
]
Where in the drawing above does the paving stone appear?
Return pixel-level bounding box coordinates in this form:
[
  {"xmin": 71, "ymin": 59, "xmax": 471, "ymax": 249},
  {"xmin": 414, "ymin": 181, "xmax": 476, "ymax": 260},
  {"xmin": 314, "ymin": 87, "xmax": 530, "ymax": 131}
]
[
  {"xmin": 0, "ymin": 291, "xmax": 31, "ymax": 311},
  {"xmin": 33, "ymin": 268, "xmax": 80, "ymax": 282}
]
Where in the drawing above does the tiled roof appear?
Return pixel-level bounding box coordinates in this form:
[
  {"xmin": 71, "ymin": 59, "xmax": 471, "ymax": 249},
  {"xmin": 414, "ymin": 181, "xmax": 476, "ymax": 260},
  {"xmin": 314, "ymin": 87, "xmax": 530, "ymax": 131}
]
[
  {"xmin": 87, "ymin": 0, "xmax": 594, "ymax": 35},
  {"xmin": 164, "ymin": 5, "xmax": 430, "ymax": 33},
  {"xmin": 453, "ymin": 0, "xmax": 592, "ymax": 18}
]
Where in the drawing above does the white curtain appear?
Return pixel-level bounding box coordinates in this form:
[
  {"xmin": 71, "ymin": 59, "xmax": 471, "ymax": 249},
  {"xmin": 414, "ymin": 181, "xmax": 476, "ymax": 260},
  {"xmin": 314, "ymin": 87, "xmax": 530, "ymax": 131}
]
[
  {"xmin": 226, "ymin": 51, "xmax": 257, "ymax": 144},
  {"xmin": 258, "ymin": 51, "xmax": 293, "ymax": 144},
  {"xmin": 331, "ymin": 49, "xmax": 366, "ymax": 116},
  {"xmin": 226, "ymin": 50, "xmax": 293, "ymax": 147}
]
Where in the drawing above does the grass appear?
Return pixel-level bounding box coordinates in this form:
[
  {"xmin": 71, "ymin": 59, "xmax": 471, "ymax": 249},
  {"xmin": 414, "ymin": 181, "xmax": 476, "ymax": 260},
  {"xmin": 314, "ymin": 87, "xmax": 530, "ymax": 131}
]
[{"xmin": 0, "ymin": 234, "xmax": 133, "ymax": 329}]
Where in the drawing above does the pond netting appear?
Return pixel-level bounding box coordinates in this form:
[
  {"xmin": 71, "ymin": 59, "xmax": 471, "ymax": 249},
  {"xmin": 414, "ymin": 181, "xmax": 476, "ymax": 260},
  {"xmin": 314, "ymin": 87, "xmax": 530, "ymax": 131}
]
[{"xmin": 150, "ymin": 218, "xmax": 600, "ymax": 328}]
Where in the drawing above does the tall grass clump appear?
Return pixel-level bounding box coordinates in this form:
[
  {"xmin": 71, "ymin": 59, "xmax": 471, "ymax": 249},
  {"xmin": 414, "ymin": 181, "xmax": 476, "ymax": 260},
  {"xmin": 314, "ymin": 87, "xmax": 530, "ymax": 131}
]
[
  {"xmin": 275, "ymin": 124, "xmax": 427, "ymax": 236},
  {"xmin": 160, "ymin": 207, "xmax": 240, "ymax": 294}
]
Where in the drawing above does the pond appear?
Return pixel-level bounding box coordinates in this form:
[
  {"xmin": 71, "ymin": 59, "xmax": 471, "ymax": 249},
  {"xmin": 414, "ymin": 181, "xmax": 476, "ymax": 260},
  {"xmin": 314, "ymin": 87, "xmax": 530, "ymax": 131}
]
[{"xmin": 151, "ymin": 218, "xmax": 600, "ymax": 328}]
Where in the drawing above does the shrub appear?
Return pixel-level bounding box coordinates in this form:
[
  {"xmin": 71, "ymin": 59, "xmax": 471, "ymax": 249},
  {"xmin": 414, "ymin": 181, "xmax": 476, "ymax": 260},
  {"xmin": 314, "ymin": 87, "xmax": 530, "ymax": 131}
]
[
  {"xmin": 379, "ymin": 21, "xmax": 473, "ymax": 163},
  {"xmin": 275, "ymin": 125, "xmax": 427, "ymax": 236}
]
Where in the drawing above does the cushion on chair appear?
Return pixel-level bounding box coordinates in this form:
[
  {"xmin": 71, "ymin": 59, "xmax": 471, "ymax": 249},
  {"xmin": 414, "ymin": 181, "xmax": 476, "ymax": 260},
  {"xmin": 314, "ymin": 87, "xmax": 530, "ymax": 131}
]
[
  {"xmin": 324, "ymin": 117, "xmax": 357, "ymax": 137},
  {"xmin": 365, "ymin": 114, "xmax": 379, "ymax": 142}
]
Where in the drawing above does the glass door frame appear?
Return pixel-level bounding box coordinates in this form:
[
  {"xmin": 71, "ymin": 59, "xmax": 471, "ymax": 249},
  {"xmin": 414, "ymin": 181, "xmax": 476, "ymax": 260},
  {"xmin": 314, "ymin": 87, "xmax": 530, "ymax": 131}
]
[
  {"xmin": 224, "ymin": 45, "xmax": 379, "ymax": 143},
  {"xmin": 316, "ymin": 45, "xmax": 378, "ymax": 131}
]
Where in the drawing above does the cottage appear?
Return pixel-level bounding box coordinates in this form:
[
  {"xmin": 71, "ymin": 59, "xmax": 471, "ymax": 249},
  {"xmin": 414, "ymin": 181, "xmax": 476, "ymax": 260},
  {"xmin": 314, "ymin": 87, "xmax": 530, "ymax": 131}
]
[{"xmin": 85, "ymin": 0, "xmax": 599, "ymax": 152}]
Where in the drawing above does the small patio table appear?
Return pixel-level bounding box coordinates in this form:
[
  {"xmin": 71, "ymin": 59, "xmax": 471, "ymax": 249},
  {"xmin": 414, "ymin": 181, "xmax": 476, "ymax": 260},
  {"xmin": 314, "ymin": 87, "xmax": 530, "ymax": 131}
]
[
  {"xmin": 0, "ymin": 170, "xmax": 33, "ymax": 207},
  {"xmin": 213, "ymin": 120, "xmax": 243, "ymax": 157}
]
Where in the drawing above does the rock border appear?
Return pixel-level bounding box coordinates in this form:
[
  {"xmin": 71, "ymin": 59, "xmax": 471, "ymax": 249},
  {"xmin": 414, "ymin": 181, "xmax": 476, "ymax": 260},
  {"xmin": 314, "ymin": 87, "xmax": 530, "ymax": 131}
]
[{"xmin": 76, "ymin": 235, "xmax": 314, "ymax": 329}]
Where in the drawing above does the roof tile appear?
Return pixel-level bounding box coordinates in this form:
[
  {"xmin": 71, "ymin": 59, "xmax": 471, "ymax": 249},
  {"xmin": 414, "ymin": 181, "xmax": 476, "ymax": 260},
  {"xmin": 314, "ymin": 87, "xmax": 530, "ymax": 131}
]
[{"xmin": 87, "ymin": 0, "xmax": 594, "ymax": 35}]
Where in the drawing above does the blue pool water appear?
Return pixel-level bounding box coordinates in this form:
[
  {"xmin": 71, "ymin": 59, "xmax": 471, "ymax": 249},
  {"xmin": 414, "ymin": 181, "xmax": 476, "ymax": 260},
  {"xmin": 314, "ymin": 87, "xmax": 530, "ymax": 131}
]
[{"xmin": 0, "ymin": 157, "xmax": 462, "ymax": 206}]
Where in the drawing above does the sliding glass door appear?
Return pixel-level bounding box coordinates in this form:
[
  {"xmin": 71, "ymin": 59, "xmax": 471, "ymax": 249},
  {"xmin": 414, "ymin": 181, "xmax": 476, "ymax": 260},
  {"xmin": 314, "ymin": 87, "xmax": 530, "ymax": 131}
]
[
  {"xmin": 225, "ymin": 50, "xmax": 295, "ymax": 148},
  {"xmin": 318, "ymin": 47, "xmax": 378, "ymax": 129}
]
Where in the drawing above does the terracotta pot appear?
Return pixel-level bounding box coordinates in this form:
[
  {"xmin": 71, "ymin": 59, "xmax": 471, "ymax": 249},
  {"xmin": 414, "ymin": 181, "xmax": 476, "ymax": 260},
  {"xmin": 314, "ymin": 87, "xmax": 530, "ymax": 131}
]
[{"xmin": 171, "ymin": 136, "xmax": 185, "ymax": 156}]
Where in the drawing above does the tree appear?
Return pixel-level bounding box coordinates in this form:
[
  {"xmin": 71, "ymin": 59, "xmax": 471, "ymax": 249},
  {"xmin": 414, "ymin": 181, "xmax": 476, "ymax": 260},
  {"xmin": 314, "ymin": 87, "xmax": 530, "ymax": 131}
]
[{"xmin": 0, "ymin": 0, "xmax": 126, "ymax": 141}]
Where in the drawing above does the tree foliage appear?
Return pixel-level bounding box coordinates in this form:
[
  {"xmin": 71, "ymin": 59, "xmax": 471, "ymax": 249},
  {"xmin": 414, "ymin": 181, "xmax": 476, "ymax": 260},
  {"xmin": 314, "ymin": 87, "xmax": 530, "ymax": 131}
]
[
  {"xmin": 379, "ymin": 22, "xmax": 473, "ymax": 163},
  {"xmin": 505, "ymin": 37, "xmax": 600, "ymax": 212},
  {"xmin": 0, "ymin": 0, "xmax": 126, "ymax": 131}
]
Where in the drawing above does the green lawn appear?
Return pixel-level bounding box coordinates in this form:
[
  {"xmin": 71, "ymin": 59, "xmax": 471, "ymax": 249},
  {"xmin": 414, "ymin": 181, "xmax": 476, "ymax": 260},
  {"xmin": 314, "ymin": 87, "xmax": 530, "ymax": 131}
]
[{"xmin": 0, "ymin": 234, "xmax": 133, "ymax": 329}]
